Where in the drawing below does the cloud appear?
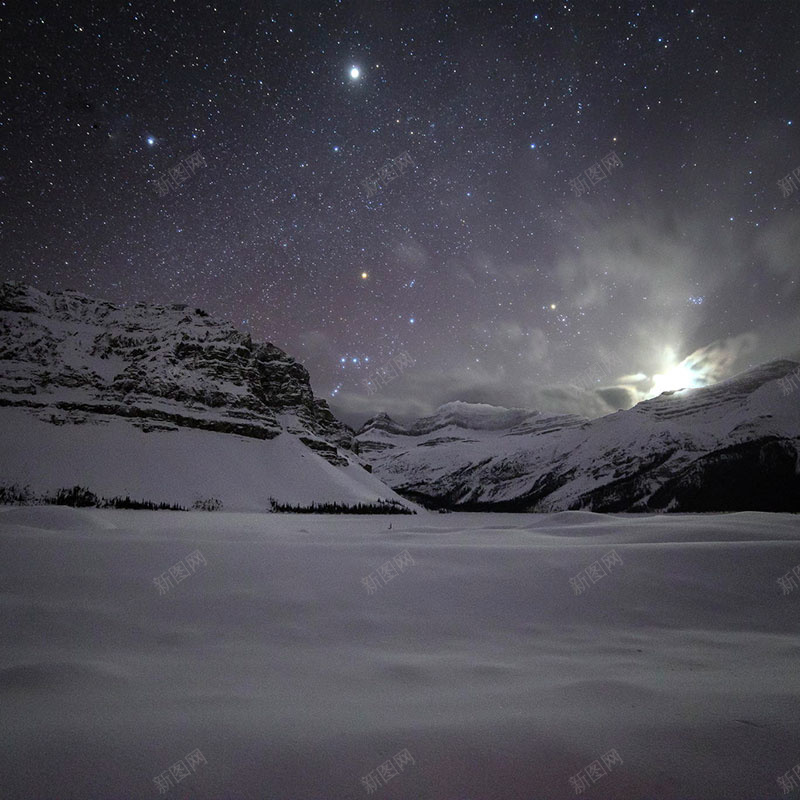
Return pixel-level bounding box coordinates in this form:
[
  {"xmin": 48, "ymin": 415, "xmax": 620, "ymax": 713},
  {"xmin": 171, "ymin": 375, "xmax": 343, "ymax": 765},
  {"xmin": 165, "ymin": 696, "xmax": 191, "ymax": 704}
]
[
  {"xmin": 331, "ymin": 389, "xmax": 432, "ymax": 429},
  {"xmin": 597, "ymin": 385, "xmax": 638, "ymax": 408},
  {"xmin": 332, "ymin": 355, "xmax": 640, "ymax": 428},
  {"xmin": 330, "ymin": 200, "xmax": 800, "ymax": 429},
  {"xmin": 681, "ymin": 333, "xmax": 759, "ymax": 383}
]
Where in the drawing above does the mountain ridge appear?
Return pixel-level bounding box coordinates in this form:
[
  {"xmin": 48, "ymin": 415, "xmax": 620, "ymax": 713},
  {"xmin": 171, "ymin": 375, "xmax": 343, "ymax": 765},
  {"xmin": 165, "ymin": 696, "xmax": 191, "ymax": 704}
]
[
  {"xmin": 0, "ymin": 282, "xmax": 408, "ymax": 511},
  {"xmin": 2, "ymin": 281, "xmax": 798, "ymax": 513},
  {"xmin": 0, "ymin": 281, "xmax": 353, "ymax": 452},
  {"xmin": 355, "ymin": 360, "xmax": 800, "ymax": 512}
]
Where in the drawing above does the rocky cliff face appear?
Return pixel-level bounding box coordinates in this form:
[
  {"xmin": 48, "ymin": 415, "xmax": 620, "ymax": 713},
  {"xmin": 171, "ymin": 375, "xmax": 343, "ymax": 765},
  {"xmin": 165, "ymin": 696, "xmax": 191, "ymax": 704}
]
[
  {"xmin": 0, "ymin": 282, "xmax": 354, "ymax": 463},
  {"xmin": 355, "ymin": 364, "xmax": 800, "ymax": 512}
]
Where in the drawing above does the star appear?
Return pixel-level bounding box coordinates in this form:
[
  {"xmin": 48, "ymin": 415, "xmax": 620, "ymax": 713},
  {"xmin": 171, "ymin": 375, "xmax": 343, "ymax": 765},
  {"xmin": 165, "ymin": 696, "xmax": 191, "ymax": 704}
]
[{"xmin": 4, "ymin": 0, "xmax": 794, "ymax": 435}]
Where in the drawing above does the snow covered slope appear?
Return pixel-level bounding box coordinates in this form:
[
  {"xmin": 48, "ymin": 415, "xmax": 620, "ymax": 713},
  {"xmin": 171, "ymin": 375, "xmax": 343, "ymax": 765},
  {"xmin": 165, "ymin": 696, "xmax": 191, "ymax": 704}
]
[
  {"xmin": 356, "ymin": 364, "xmax": 800, "ymax": 512},
  {"xmin": 0, "ymin": 282, "xmax": 408, "ymax": 510},
  {"xmin": 2, "ymin": 507, "xmax": 800, "ymax": 798}
]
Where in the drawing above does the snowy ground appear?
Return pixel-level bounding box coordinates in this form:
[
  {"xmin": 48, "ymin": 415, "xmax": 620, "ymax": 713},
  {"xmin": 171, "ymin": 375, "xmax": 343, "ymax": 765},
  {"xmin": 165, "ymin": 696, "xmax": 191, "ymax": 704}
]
[{"xmin": 2, "ymin": 507, "xmax": 800, "ymax": 799}]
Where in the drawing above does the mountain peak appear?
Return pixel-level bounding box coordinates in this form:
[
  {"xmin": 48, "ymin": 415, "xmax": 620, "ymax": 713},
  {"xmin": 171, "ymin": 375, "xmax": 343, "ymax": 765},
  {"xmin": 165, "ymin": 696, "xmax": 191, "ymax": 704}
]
[
  {"xmin": 356, "ymin": 358, "xmax": 800, "ymax": 512},
  {"xmin": 411, "ymin": 401, "xmax": 539, "ymax": 434},
  {"xmin": 0, "ymin": 282, "xmax": 413, "ymax": 511},
  {"xmin": 0, "ymin": 281, "xmax": 353, "ymax": 448}
]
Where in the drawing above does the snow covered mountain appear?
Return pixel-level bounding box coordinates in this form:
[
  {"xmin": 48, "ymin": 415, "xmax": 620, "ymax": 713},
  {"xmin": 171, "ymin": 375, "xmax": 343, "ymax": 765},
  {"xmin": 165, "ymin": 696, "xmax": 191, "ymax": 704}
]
[
  {"xmin": 355, "ymin": 364, "xmax": 800, "ymax": 512},
  {"xmin": 3, "ymin": 281, "xmax": 797, "ymax": 514},
  {"xmin": 0, "ymin": 282, "xmax": 408, "ymax": 511}
]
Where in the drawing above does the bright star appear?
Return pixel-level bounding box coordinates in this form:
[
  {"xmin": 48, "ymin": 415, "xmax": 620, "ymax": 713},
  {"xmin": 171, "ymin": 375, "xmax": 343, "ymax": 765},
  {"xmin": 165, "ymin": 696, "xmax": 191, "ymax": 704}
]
[
  {"xmin": 350, "ymin": 66, "xmax": 360, "ymax": 79},
  {"xmin": 409, "ymin": 317, "xmax": 415, "ymax": 324},
  {"xmin": 361, "ymin": 271, "xmax": 368, "ymax": 279},
  {"xmin": 146, "ymin": 136, "xmax": 155, "ymax": 146}
]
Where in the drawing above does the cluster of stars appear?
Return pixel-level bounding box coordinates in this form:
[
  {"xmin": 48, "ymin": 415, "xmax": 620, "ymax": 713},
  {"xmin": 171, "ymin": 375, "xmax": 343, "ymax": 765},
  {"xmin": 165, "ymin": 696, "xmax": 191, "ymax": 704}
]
[{"xmin": 1, "ymin": 2, "xmax": 797, "ymax": 422}]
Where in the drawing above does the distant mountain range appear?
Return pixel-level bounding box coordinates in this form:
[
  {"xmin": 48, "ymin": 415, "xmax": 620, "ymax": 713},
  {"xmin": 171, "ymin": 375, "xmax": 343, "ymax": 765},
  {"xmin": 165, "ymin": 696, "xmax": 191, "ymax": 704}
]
[
  {"xmin": 1, "ymin": 281, "xmax": 798, "ymax": 512},
  {"xmin": 355, "ymin": 363, "xmax": 800, "ymax": 512}
]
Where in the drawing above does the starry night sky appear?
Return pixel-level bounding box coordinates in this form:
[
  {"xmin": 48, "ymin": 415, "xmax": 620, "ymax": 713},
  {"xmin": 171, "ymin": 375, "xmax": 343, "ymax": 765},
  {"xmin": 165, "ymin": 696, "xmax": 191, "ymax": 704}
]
[{"xmin": 2, "ymin": 0, "xmax": 799, "ymax": 427}]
